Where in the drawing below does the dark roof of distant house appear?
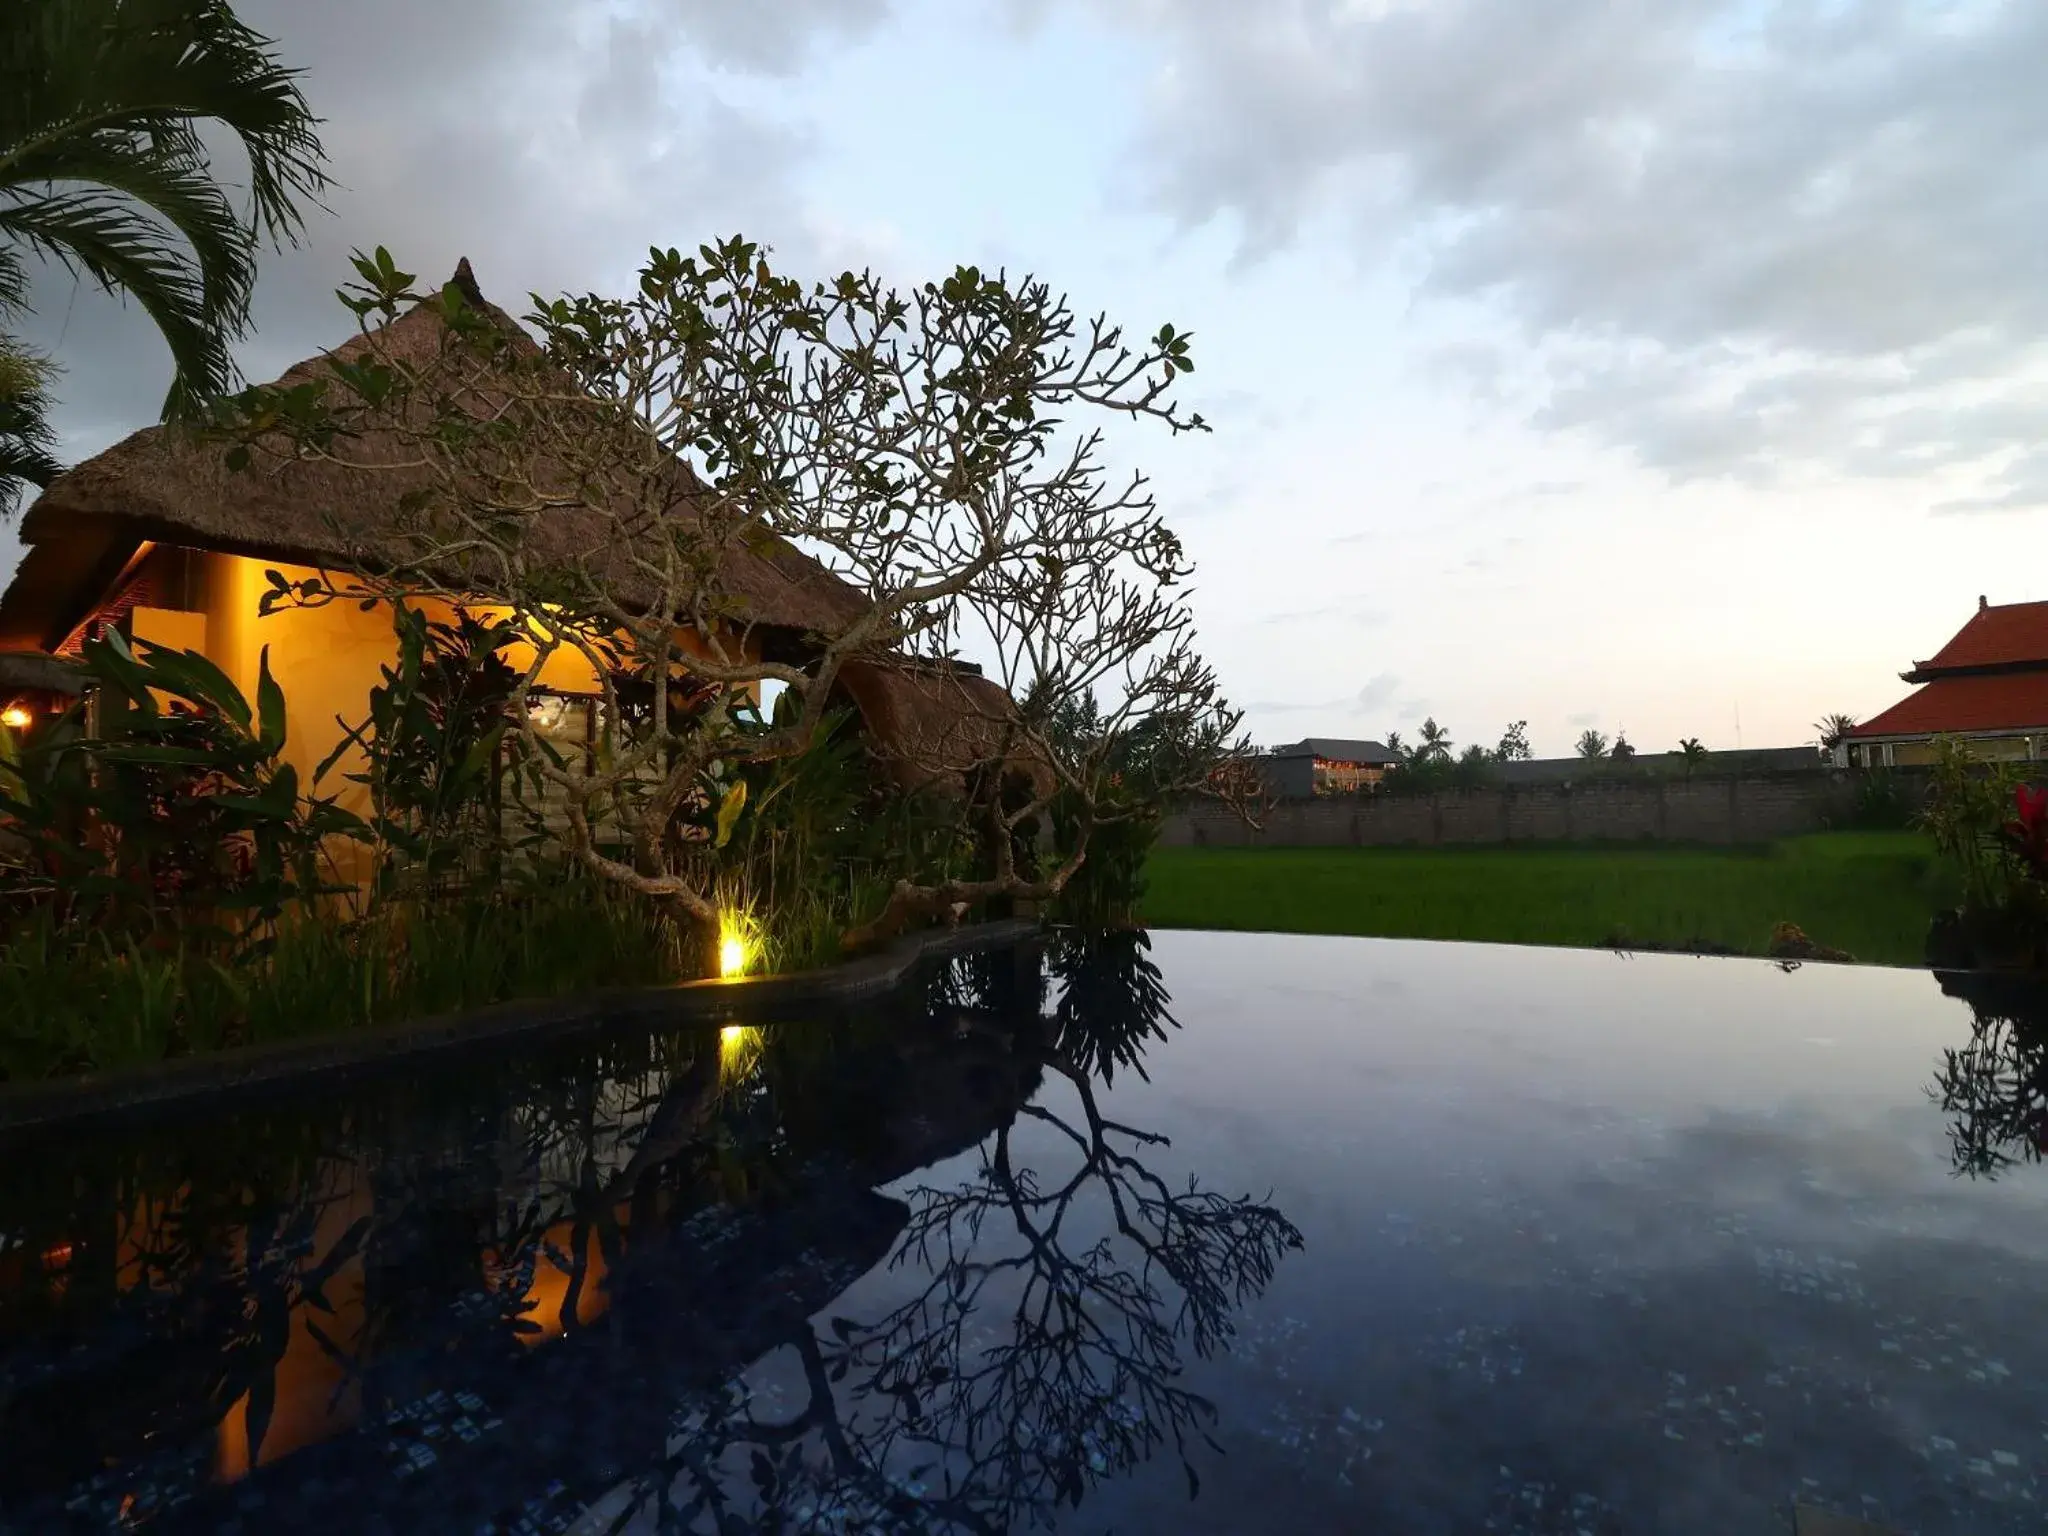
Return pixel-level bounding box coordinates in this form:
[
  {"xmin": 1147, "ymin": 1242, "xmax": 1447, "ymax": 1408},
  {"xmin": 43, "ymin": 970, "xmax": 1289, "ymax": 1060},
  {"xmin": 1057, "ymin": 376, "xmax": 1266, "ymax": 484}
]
[
  {"xmin": 1905, "ymin": 599, "xmax": 2048, "ymax": 679},
  {"xmin": 1268, "ymin": 737, "xmax": 1395, "ymax": 765},
  {"xmin": 1849, "ymin": 673, "xmax": 2048, "ymax": 740}
]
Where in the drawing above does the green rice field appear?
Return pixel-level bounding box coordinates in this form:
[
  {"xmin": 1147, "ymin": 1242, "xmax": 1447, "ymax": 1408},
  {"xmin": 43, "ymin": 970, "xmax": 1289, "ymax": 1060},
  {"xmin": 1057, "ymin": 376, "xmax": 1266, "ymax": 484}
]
[{"xmin": 1138, "ymin": 833, "xmax": 1954, "ymax": 968}]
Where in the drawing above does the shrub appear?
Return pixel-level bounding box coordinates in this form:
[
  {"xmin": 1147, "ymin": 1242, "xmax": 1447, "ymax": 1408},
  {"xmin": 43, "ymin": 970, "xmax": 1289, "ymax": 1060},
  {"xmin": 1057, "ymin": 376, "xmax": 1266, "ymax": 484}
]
[
  {"xmin": 1918, "ymin": 737, "xmax": 2048, "ymax": 969},
  {"xmin": 0, "ymin": 628, "xmax": 679, "ymax": 1079},
  {"xmin": 1820, "ymin": 769, "xmax": 1919, "ymax": 832}
]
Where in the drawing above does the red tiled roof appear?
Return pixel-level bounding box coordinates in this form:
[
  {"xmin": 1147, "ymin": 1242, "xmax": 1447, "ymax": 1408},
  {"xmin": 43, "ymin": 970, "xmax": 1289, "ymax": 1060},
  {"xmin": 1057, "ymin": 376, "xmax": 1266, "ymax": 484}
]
[
  {"xmin": 1913, "ymin": 600, "xmax": 2048, "ymax": 673},
  {"xmin": 1850, "ymin": 673, "xmax": 2048, "ymax": 739}
]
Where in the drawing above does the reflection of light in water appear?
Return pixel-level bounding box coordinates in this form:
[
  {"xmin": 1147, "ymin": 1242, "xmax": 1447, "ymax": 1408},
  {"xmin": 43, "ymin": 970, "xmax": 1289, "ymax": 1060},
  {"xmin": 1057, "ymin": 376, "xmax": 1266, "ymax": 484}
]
[
  {"xmin": 489, "ymin": 1221, "xmax": 612, "ymax": 1349},
  {"xmin": 720, "ymin": 1024, "xmax": 763, "ymax": 1088}
]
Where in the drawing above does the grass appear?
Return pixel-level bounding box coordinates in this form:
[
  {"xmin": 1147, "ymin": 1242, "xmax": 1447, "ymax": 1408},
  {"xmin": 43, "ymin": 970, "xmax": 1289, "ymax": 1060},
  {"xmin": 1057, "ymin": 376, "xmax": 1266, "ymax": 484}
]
[
  {"xmin": 0, "ymin": 872, "xmax": 682, "ymax": 1081},
  {"xmin": 1138, "ymin": 833, "xmax": 1956, "ymax": 968}
]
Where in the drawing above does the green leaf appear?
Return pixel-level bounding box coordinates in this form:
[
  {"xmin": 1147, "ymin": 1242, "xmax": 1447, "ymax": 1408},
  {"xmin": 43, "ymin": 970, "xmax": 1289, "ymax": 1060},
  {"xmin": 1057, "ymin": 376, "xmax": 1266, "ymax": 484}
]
[
  {"xmin": 130, "ymin": 641, "xmax": 252, "ymax": 730},
  {"xmin": 254, "ymin": 648, "xmax": 287, "ymax": 754},
  {"xmin": 713, "ymin": 779, "xmax": 748, "ymax": 849}
]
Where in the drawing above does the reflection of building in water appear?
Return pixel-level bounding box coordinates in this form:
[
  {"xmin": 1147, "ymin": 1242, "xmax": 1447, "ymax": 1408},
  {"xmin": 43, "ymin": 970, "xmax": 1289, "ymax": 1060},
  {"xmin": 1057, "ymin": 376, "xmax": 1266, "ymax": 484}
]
[
  {"xmin": 0, "ymin": 939, "xmax": 1289, "ymax": 1536},
  {"xmin": 214, "ymin": 1164, "xmax": 375, "ymax": 1481}
]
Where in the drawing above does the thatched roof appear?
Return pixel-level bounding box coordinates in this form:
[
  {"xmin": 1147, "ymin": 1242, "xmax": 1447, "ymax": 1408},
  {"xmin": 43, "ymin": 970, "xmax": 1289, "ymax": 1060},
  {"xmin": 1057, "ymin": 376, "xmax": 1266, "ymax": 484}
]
[
  {"xmin": 836, "ymin": 657, "xmax": 1056, "ymax": 799},
  {"xmin": 0, "ymin": 259, "xmax": 868, "ymax": 650},
  {"xmin": 0, "ymin": 651, "xmax": 85, "ymax": 697}
]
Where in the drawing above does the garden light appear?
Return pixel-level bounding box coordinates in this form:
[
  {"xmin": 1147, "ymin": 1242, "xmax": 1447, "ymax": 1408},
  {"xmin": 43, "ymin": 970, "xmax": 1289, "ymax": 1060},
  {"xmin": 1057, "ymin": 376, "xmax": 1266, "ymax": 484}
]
[
  {"xmin": 717, "ymin": 910, "xmax": 756, "ymax": 979},
  {"xmin": 0, "ymin": 704, "xmax": 31, "ymax": 730}
]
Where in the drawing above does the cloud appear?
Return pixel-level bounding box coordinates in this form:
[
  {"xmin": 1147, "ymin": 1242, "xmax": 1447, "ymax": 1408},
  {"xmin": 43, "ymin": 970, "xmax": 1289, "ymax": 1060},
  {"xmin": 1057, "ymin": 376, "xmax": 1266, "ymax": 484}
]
[
  {"xmin": 1354, "ymin": 670, "xmax": 1400, "ymax": 710},
  {"xmin": 1241, "ymin": 668, "xmax": 1402, "ymax": 718},
  {"xmin": 1242, "ymin": 697, "xmax": 1338, "ymax": 715},
  {"xmin": 1254, "ymin": 601, "xmax": 1387, "ymax": 627},
  {"xmin": 10, "ymin": 0, "xmax": 863, "ymax": 474},
  {"xmin": 1930, "ymin": 447, "xmax": 2048, "ymax": 514},
  {"xmin": 1099, "ymin": 0, "xmax": 2048, "ymax": 494},
  {"xmin": 659, "ymin": 0, "xmax": 891, "ymax": 74},
  {"xmin": 1567, "ymin": 711, "xmax": 1601, "ymax": 729}
]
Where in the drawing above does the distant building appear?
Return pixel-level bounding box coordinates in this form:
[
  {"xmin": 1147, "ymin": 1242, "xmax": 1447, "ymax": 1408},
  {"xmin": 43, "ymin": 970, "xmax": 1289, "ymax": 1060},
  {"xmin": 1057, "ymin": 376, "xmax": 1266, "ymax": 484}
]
[
  {"xmin": 1846, "ymin": 596, "xmax": 2048, "ymax": 767},
  {"xmin": 1263, "ymin": 737, "xmax": 1396, "ymax": 798}
]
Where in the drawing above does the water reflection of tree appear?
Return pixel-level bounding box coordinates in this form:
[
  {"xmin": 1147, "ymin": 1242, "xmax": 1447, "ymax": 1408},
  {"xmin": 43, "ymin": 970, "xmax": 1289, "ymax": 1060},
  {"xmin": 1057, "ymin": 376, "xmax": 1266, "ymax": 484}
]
[
  {"xmin": 610, "ymin": 931, "xmax": 1304, "ymax": 1534},
  {"xmin": 1929, "ymin": 970, "xmax": 2048, "ymax": 1178},
  {"xmin": 1, "ymin": 935, "xmax": 1301, "ymax": 1532},
  {"xmin": 1045, "ymin": 927, "xmax": 1178, "ymax": 1087}
]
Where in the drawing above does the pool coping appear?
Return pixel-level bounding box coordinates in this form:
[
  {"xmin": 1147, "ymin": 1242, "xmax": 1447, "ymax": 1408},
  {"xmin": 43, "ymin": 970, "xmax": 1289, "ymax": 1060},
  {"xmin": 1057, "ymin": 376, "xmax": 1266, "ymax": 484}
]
[{"xmin": 0, "ymin": 916, "xmax": 1043, "ymax": 1137}]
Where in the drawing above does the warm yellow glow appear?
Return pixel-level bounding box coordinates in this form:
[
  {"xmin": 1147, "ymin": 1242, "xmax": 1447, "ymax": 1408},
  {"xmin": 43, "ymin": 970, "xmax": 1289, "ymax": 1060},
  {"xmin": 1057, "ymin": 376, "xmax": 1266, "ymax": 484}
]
[
  {"xmin": 718, "ymin": 1023, "xmax": 763, "ymax": 1088},
  {"xmin": 0, "ymin": 705, "xmax": 30, "ymax": 730},
  {"xmin": 717, "ymin": 909, "xmax": 758, "ymax": 979}
]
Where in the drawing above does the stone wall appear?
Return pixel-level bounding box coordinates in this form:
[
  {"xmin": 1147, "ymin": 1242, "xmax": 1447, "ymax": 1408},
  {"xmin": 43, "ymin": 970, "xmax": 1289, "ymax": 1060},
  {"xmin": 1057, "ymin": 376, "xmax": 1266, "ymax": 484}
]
[{"xmin": 1161, "ymin": 770, "xmax": 1920, "ymax": 849}]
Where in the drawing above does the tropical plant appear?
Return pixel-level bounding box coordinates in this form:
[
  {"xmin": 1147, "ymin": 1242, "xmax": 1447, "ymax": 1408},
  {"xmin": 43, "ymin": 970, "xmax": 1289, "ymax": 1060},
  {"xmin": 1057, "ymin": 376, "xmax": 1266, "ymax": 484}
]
[
  {"xmin": 0, "ymin": 335, "xmax": 61, "ymax": 516},
  {"xmin": 217, "ymin": 239, "xmax": 1246, "ymax": 950},
  {"xmin": 1415, "ymin": 716, "xmax": 1452, "ymax": 762},
  {"xmin": 1674, "ymin": 736, "xmax": 1708, "ymax": 766},
  {"xmin": 1609, "ymin": 731, "xmax": 1636, "ymax": 761},
  {"xmin": 306, "ymin": 602, "xmax": 524, "ymax": 897},
  {"xmin": 1575, "ymin": 728, "xmax": 1609, "ymax": 760},
  {"xmin": 1815, "ymin": 712, "xmax": 1859, "ymax": 754},
  {"xmin": 0, "ymin": 628, "xmax": 364, "ymax": 949},
  {"xmin": 1494, "ymin": 720, "xmax": 1531, "ymax": 762},
  {"xmin": 1919, "ymin": 736, "xmax": 2047, "ymax": 969},
  {"xmin": 0, "ymin": 0, "xmax": 330, "ymax": 476},
  {"xmin": 1382, "ymin": 728, "xmax": 1404, "ymax": 759},
  {"xmin": 1919, "ymin": 738, "xmax": 2024, "ymax": 909},
  {"xmin": 1453, "ymin": 742, "xmax": 1492, "ymax": 787}
]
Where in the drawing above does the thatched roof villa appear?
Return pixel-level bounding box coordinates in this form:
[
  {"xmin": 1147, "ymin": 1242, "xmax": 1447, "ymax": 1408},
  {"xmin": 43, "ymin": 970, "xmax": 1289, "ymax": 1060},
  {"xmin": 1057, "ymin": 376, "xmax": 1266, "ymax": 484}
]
[{"xmin": 0, "ymin": 260, "xmax": 1028, "ymax": 816}]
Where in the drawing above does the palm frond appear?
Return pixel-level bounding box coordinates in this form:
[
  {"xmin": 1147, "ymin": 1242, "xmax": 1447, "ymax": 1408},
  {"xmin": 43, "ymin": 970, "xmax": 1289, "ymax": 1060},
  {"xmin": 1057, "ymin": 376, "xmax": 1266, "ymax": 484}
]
[
  {"xmin": 1, "ymin": 0, "xmax": 329, "ymax": 244},
  {"xmin": 0, "ymin": 0, "xmax": 330, "ymax": 417},
  {"xmin": 0, "ymin": 336, "xmax": 63, "ymax": 517},
  {"xmin": 0, "ymin": 188, "xmax": 235, "ymax": 415}
]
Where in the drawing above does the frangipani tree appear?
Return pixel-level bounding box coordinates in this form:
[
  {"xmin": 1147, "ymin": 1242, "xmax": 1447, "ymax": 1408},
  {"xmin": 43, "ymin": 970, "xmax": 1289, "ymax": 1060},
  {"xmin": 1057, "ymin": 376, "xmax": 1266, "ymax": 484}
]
[{"xmin": 219, "ymin": 240, "xmax": 1246, "ymax": 947}]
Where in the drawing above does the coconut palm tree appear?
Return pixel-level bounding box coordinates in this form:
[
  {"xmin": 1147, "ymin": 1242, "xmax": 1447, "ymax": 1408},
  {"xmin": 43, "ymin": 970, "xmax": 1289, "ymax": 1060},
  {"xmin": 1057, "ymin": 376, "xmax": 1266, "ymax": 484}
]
[
  {"xmin": 1, "ymin": 0, "xmax": 329, "ymax": 507},
  {"xmin": 1416, "ymin": 716, "xmax": 1453, "ymax": 762},
  {"xmin": 1814, "ymin": 713, "xmax": 1858, "ymax": 754}
]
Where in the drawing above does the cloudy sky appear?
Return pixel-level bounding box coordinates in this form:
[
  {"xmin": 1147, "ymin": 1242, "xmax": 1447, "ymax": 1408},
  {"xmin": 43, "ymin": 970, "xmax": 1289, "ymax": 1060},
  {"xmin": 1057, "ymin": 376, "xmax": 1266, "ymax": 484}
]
[{"xmin": 8, "ymin": 0, "xmax": 2047, "ymax": 756}]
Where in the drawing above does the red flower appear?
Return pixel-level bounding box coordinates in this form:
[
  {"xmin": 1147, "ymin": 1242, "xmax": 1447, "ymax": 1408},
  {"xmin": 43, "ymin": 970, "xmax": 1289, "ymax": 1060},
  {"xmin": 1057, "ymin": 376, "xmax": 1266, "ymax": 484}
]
[
  {"xmin": 2016, "ymin": 783, "xmax": 2048, "ymax": 828},
  {"xmin": 2004, "ymin": 783, "xmax": 2048, "ymax": 878}
]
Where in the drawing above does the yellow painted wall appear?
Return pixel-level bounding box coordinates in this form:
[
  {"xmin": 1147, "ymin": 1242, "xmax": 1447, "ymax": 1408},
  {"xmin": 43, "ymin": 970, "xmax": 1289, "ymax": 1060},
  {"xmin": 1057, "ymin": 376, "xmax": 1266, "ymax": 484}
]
[
  {"xmin": 196, "ymin": 555, "xmax": 407, "ymax": 823},
  {"xmin": 129, "ymin": 606, "xmax": 210, "ymax": 656},
  {"xmin": 183, "ymin": 553, "xmax": 759, "ymax": 859}
]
